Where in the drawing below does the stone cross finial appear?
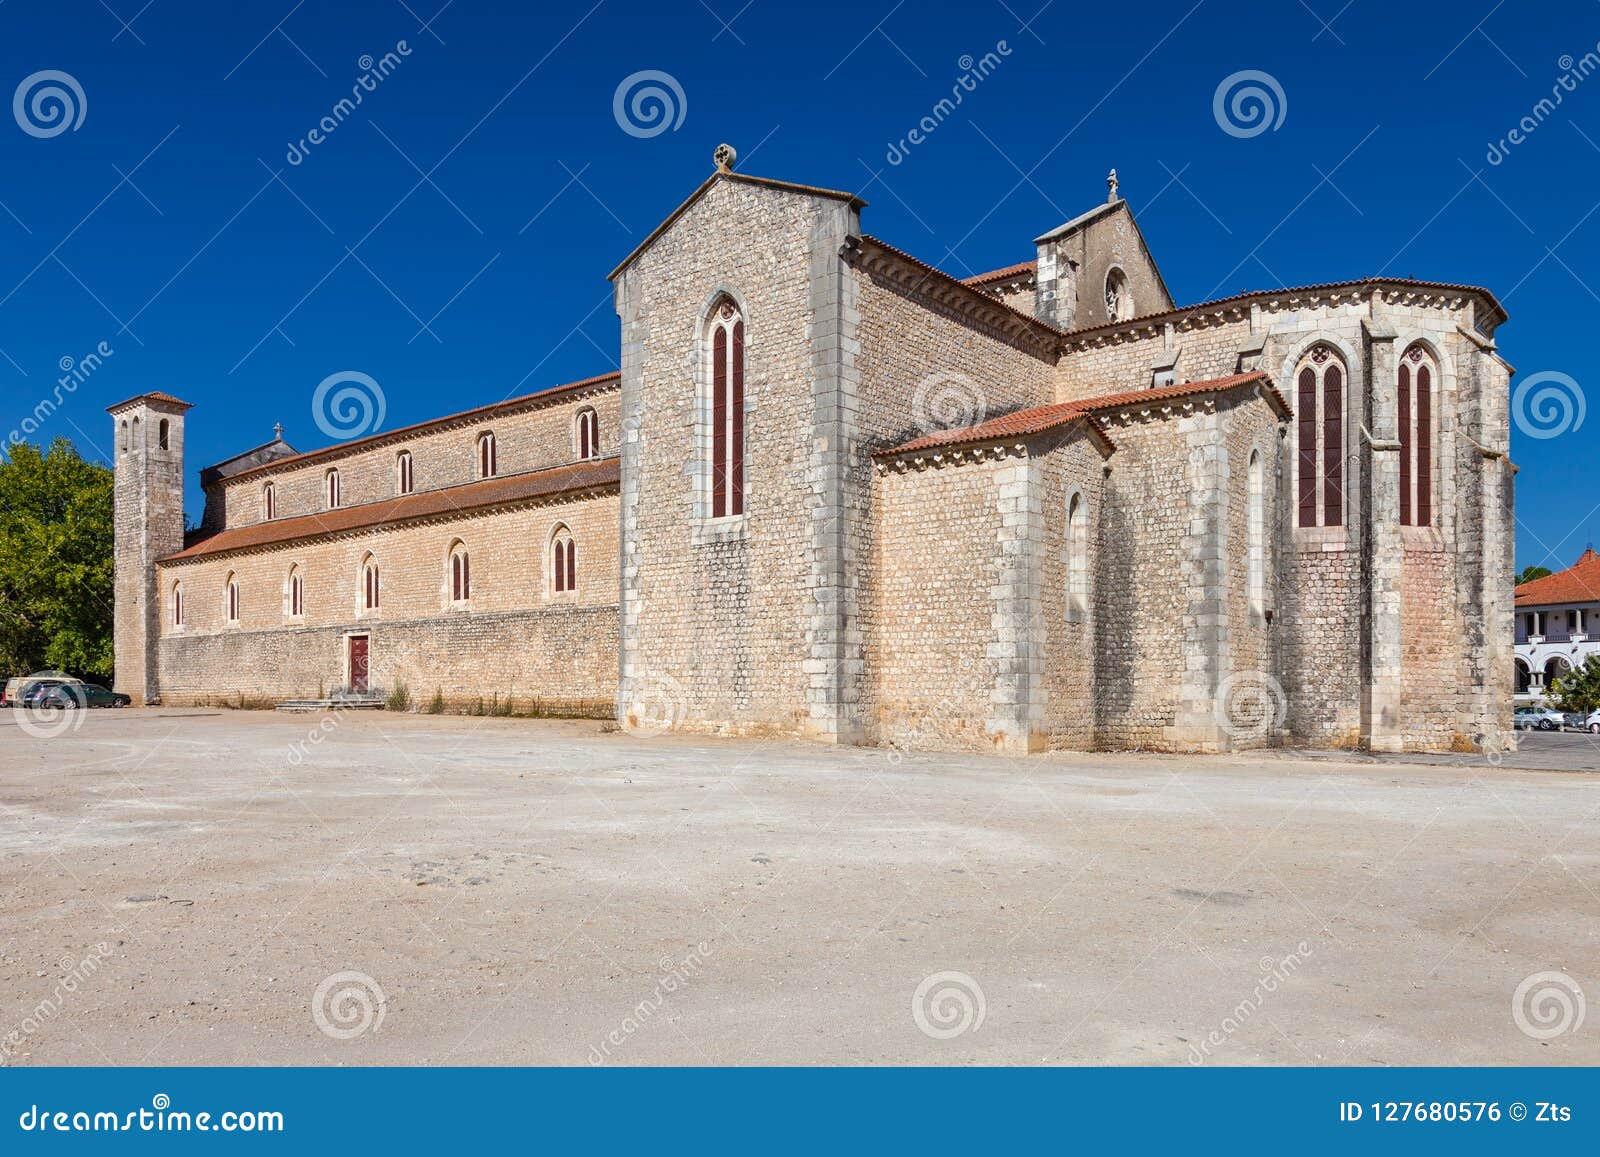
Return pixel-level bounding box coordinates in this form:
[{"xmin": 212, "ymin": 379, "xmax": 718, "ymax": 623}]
[
  {"xmin": 714, "ymin": 143, "xmax": 737, "ymax": 173},
  {"xmin": 1107, "ymin": 168, "xmax": 1119, "ymax": 203},
  {"xmin": 273, "ymin": 422, "xmax": 284, "ymax": 439}
]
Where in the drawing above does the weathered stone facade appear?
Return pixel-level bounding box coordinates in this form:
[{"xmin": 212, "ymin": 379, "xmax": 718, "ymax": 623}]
[{"xmin": 111, "ymin": 158, "xmax": 1515, "ymax": 754}]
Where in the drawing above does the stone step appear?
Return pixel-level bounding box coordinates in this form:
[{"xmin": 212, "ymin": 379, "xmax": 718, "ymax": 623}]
[{"xmin": 275, "ymin": 697, "xmax": 385, "ymax": 712}]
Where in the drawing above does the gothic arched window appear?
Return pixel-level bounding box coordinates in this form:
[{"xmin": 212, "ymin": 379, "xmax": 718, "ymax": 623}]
[
  {"xmin": 396, "ymin": 450, "xmax": 413, "ymax": 495},
  {"xmin": 1398, "ymin": 344, "xmax": 1437, "ymax": 527},
  {"xmin": 575, "ymin": 407, "xmax": 599, "ymax": 460},
  {"xmin": 1066, "ymin": 491, "xmax": 1088, "ymax": 623},
  {"xmin": 477, "ymin": 431, "xmax": 497, "ymax": 479},
  {"xmin": 1294, "ymin": 345, "xmax": 1345, "ymax": 529},
  {"xmin": 224, "ymin": 573, "xmax": 240, "ymax": 625},
  {"xmin": 448, "ymin": 541, "xmax": 471, "ymax": 604},
  {"xmin": 361, "ymin": 555, "xmax": 380, "ymax": 612},
  {"xmin": 172, "ymin": 580, "xmax": 184, "ymax": 629},
  {"xmin": 325, "ymin": 468, "xmax": 342, "ymax": 510},
  {"xmin": 550, "ymin": 524, "xmax": 576, "ymax": 595},
  {"xmin": 706, "ymin": 298, "xmax": 745, "ymax": 519},
  {"xmin": 263, "ymin": 482, "xmax": 276, "ymax": 521},
  {"xmin": 287, "ymin": 564, "xmax": 304, "ymax": 618},
  {"xmin": 158, "ymin": 419, "xmax": 169, "ymax": 450}
]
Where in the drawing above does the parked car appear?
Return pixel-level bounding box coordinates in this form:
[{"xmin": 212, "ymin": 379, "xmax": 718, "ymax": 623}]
[
  {"xmin": 1513, "ymin": 706, "xmax": 1564, "ymax": 731},
  {"xmin": 3, "ymin": 672, "xmax": 82, "ymax": 707},
  {"xmin": 30, "ymin": 682, "xmax": 130, "ymax": 710},
  {"xmin": 1580, "ymin": 709, "xmax": 1600, "ymax": 735}
]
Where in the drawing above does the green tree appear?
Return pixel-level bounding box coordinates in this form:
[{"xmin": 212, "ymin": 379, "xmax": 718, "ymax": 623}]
[
  {"xmin": 0, "ymin": 438, "xmax": 115, "ymax": 678},
  {"xmin": 1548, "ymin": 656, "xmax": 1600, "ymax": 714},
  {"xmin": 1515, "ymin": 565, "xmax": 1553, "ymax": 586}
]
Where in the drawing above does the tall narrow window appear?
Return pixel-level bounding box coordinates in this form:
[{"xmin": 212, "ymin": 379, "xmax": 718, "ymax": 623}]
[
  {"xmin": 477, "ymin": 432, "xmax": 497, "ymax": 479},
  {"xmin": 1104, "ymin": 267, "xmax": 1133, "ymax": 321},
  {"xmin": 449, "ymin": 541, "xmax": 471, "ymax": 604},
  {"xmin": 396, "ymin": 450, "xmax": 413, "ymax": 495},
  {"xmin": 158, "ymin": 419, "xmax": 169, "ymax": 450},
  {"xmin": 1293, "ymin": 345, "xmax": 1347, "ymax": 529},
  {"xmin": 325, "ymin": 468, "xmax": 341, "ymax": 510},
  {"xmin": 263, "ymin": 482, "xmax": 276, "ymax": 521},
  {"xmin": 550, "ymin": 525, "xmax": 576, "ymax": 594},
  {"xmin": 225, "ymin": 573, "xmax": 240, "ymax": 625},
  {"xmin": 362, "ymin": 556, "xmax": 380, "ymax": 611},
  {"xmin": 707, "ymin": 298, "xmax": 745, "ymax": 518},
  {"xmin": 1066, "ymin": 491, "xmax": 1088, "ymax": 623},
  {"xmin": 576, "ymin": 407, "xmax": 599, "ymax": 460},
  {"xmin": 1247, "ymin": 450, "xmax": 1265, "ymax": 617},
  {"xmin": 120, "ymin": 421, "xmax": 129, "ymax": 454},
  {"xmin": 172, "ymin": 581, "xmax": 184, "ymax": 628},
  {"xmin": 1399, "ymin": 344, "xmax": 1436, "ymax": 526},
  {"xmin": 287, "ymin": 564, "xmax": 304, "ymax": 618}
]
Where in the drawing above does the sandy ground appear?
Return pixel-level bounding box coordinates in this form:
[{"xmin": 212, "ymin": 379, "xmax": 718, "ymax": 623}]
[{"xmin": 1, "ymin": 708, "xmax": 1595, "ymax": 1066}]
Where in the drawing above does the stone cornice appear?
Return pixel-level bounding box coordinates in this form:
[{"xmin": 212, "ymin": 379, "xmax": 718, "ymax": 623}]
[
  {"xmin": 873, "ymin": 441, "xmax": 1030, "ymax": 474},
  {"xmin": 1060, "ymin": 281, "xmax": 1498, "ymax": 353},
  {"xmin": 845, "ymin": 235, "xmax": 1062, "ymax": 362}
]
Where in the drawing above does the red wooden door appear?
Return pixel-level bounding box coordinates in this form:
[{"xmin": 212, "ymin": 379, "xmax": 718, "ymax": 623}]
[{"xmin": 348, "ymin": 635, "xmax": 369, "ymax": 694}]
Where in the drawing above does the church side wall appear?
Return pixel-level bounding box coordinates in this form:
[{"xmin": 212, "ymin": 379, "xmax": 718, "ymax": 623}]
[
  {"xmin": 212, "ymin": 388, "xmax": 621, "ymax": 529},
  {"xmin": 154, "ymin": 491, "xmax": 618, "ymax": 710},
  {"xmin": 1220, "ymin": 396, "xmax": 1282, "ymax": 750},
  {"xmin": 1035, "ymin": 434, "xmax": 1105, "ymax": 749},
  {"xmin": 867, "ymin": 459, "xmax": 1002, "ymax": 751},
  {"xmin": 1091, "ymin": 416, "xmax": 1190, "ymax": 749},
  {"xmin": 850, "ymin": 266, "xmax": 1057, "ymax": 738}
]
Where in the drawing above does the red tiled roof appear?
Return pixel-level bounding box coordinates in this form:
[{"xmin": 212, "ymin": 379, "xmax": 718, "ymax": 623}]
[
  {"xmin": 874, "ymin": 372, "xmax": 1288, "ymax": 459},
  {"xmin": 162, "ymin": 456, "xmax": 620, "ymax": 563},
  {"xmin": 1515, "ymin": 549, "xmax": 1600, "ymax": 608},
  {"xmin": 107, "ymin": 391, "xmax": 192, "ymax": 412},
  {"xmin": 219, "ymin": 372, "xmax": 620, "ymax": 484},
  {"xmin": 962, "ymin": 260, "xmax": 1036, "ymax": 286},
  {"xmin": 1074, "ymin": 371, "xmax": 1290, "ymax": 417},
  {"xmin": 876, "ymin": 403, "xmax": 1111, "ymax": 457}
]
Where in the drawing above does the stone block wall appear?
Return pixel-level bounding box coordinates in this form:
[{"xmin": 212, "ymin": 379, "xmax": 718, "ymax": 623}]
[
  {"xmin": 206, "ymin": 381, "xmax": 621, "ymax": 530},
  {"xmin": 615, "ymin": 179, "xmax": 843, "ymax": 737},
  {"xmin": 153, "ymin": 490, "xmax": 618, "ymax": 706}
]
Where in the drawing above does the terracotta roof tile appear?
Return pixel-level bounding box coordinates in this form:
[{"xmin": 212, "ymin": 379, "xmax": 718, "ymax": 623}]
[
  {"xmin": 875, "ymin": 403, "xmax": 1110, "ymax": 457},
  {"xmin": 1515, "ymin": 549, "xmax": 1600, "ymax": 608},
  {"xmin": 162, "ymin": 456, "xmax": 619, "ymax": 564},
  {"xmin": 961, "ymin": 260, "xmax": 1036, "ymax": 286},
  {"xmin": 218, "ymin": 372, "xmax": 620, "ymax": 483},
  {"xmin": 107, "ymin": 391, "xmax": 192, "ymax": 412},
  {"xmin": 1074, "ymin": 371, "xmax": 1289, "ymax": 416}
]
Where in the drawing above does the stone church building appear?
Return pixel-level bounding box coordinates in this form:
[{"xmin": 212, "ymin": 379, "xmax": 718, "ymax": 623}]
[{"xmin": 110, "ymin": 151, "xmax": 1516, "ymax": 753}]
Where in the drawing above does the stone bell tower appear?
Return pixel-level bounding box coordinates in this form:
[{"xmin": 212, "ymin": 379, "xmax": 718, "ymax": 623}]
[{"xmin": 108, "ymin": 391, "xmax": 190, "ymax": 704}]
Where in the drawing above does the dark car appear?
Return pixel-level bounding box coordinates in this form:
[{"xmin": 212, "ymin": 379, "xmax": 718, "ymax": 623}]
[{"xmin": 30, "ymin": 682, "xmax": 130, "ymax": 710}]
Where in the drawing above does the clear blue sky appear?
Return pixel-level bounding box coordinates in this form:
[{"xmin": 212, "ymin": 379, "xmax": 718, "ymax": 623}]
[{"xmin": 0, "ymin": 0, "xmax": 1594, "ymax": 571}]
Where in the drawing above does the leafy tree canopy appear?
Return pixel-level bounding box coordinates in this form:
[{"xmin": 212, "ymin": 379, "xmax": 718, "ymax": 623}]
[
  {"xmin": 1549, "ymin": 656, "xmax": 1600, "ymax": 715},
  {"xmin": 1515, "ymin": 565, "xmax": 1553, "ymax": 586},
  {"xmin": 0, "ymin": 438, "xmax": 114, "ymax": 679}
]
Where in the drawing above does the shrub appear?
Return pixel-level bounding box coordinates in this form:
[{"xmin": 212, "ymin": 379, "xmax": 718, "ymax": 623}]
[
  {"xmin": 426, "ymin": 687, "xmax": 444, "ymax": 714},
  {"xmin": 386, "ymin": 681, "xmax": 411, "ymax": 712}
]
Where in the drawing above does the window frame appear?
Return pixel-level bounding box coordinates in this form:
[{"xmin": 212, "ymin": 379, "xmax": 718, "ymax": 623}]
[
  {"xmin": 575, "ymin": 407, "xmax": 599, "ymax": 461},
  {"xmin": 360, "ymin": 555, "xmax": 380, "ymax": 615},
  {"xmin": 1398, "ymin": 343, "xmax": 1438, "ymax": 528},
  {"xmin": 224, "ymin": 573, "xmax": 240, "ymax": 626},
  {"xmin": 396, "ymin": 449, "xmax": 414, "ymax": 496},
  {"xmin": 1292, "ymin": 344, "xmax": 1347, "ymax": 532},
  {"xmin": 263, "ymin": 481, "xmax": 276, "ymax": 521},
  {"xmin": 704, "ymin": 296, "xmax": 746, "ymax": 522},
  {"xmin": 477, "ymin": 431, "xmax": 497, "ymax": 480},
  {"xmin": 287, "ymin": 564, "xmax": 304, "ymax": 619},
  {"xmin": 325, "ymin": 468, "xmax": 342, "ymax": 510},
  {"xmin": 549, "ymin": 524, "xmax": 576, "ymax": 596},
  {"xmin": 447, "ymin": 541, "xmax": 471, "ymax": 606}
]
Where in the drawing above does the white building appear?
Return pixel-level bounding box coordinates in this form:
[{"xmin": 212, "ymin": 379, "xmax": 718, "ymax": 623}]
[{"xmin": 1514, "ymin": 548, "xmax": 1600, "ymax": 704}]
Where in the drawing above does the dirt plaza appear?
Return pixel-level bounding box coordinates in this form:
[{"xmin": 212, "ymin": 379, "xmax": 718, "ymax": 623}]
[{"xmin": 1, "ymin": 709, "xmax": 1595, "ymax": 1066}]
